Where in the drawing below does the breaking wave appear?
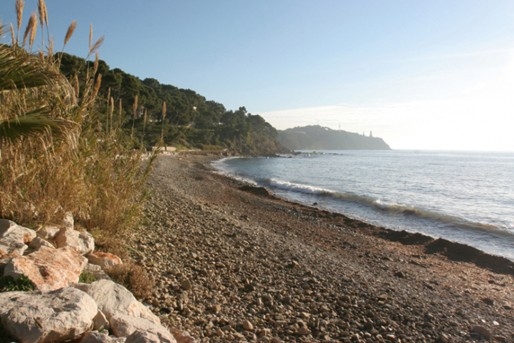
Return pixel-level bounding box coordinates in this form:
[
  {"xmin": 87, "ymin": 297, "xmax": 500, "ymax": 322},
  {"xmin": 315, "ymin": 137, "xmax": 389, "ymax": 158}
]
[{"xmin": 259, "ymin": 178, "xmax": 511, "ymax": 238}]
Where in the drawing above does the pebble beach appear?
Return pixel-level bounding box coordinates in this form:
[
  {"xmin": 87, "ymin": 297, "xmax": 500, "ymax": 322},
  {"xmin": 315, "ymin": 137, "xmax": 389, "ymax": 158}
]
[{"xmin": 128, "ymin": 153, "xmax": 514, "ymax": 342}]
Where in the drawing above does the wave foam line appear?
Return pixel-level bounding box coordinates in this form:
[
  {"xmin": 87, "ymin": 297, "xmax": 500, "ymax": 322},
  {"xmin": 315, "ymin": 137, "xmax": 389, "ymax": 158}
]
[{"xmin": 261, "ymin": 178, "xmax": 512, "ymax": 238}]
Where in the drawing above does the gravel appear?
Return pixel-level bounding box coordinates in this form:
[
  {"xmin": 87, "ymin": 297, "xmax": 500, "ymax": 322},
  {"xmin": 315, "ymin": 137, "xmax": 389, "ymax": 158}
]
[{"xmin": 127, "ymin": 154, "xmax": 514, "ymax": 342}]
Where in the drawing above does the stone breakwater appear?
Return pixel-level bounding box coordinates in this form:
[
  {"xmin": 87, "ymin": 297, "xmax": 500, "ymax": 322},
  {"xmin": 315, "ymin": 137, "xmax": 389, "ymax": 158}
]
[
  {"xmin": 128, "ymin": 154, "xmax": 514, "ymax": 342},
  {"xmin": 0, "ymin": 216, "xmax": 191, "ymax": 343}
]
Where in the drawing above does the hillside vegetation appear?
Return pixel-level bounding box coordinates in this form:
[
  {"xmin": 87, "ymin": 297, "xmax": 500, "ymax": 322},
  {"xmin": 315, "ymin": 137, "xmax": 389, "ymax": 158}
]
[
  {"xmin": 278, "ymin": 125, "xmax": 391, "ymax": 150},
  {"xmin": 58, "ymin": 54, "xmax": 284, "ymax": 155}
]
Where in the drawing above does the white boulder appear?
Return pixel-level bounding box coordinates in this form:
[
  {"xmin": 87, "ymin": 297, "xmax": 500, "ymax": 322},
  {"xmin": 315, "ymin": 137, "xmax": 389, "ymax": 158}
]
[
  {"xmin": 110, "ymin": 313, "xmax": 176, "ymax": 342},
  {"xmin": 0, "ymin": 219, "xmax": 36, "ymax": 257},
  {"xmin": 54, "ymin": 227, "xmax": 95, "ymax": 255},
  {"xmin": 77, "ymin": 279, "xmax": 160, "ymax": 324},
  {"xmin": 0, "ymin": 287, "xmax": 97, "ymax": 343}
]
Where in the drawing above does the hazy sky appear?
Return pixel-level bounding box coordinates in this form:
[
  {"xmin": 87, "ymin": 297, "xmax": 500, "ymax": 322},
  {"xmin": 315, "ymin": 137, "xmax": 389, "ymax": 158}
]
[{"xmin": 2, "ymin": 1, "xmax": 514, "ymax": 151}]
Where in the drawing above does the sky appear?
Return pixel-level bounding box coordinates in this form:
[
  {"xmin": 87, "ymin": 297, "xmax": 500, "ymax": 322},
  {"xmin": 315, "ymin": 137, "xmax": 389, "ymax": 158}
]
[{"xmin": 2, "ymin": 1, "xmax": 514, "ymax": 151}]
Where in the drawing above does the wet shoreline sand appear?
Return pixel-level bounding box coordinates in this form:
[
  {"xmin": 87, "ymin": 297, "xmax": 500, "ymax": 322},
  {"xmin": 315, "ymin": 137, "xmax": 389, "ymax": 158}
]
[{"xmin": 130, "ymin": 153, "xmax": 514, "ymax": 342}]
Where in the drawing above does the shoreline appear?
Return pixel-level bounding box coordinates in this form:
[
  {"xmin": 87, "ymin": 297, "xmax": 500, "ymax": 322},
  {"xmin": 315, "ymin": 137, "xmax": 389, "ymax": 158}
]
[
  {"xmin": 214, "ymin": 153, "xmax": 514, "ymax": 267},
  {"xmin": 130, "ymin": 153, "xmax": 514, "ymax": 341}
]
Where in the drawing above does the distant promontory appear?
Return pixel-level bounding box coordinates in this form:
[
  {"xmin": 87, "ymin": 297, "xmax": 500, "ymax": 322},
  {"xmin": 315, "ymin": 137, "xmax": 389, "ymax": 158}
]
[{"xmin": 278, "ymin": 125, "xmax": 391, "ymax": 150}]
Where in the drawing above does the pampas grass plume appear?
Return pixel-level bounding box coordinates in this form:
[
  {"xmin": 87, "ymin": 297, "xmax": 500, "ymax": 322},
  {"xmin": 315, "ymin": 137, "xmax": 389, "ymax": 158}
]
[
  {"xmin": 64, "ymin": 20, "xmax": 77, "ymax": 47},
  {"xmin": 37, "ymin": 0, "xmax": 48, "ymax": 27},
  {"xmin": 88, "ymin": 36, "xmax": 104, "ymax": 57},
  {"xmin": 23, "ymin": 12, "xmax": 37, "ymax": 48},
  {"xmin": 16, "ymin": 0, "xmax": 24, "ymax": 32}
]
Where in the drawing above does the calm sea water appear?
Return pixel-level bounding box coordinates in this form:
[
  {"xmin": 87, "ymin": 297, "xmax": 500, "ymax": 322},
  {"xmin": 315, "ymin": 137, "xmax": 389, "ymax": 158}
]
[{"xmin": 212, "ymin": 150, "xmax": 514, "ymax": 260}]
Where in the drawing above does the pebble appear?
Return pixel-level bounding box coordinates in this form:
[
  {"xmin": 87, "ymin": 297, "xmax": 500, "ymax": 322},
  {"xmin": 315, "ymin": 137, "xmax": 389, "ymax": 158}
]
[
  {"xmin": 180, "ymin": 278, "xmax": 192, "ymax": 290},
  {"xmin": 128, "ymin": 155, "xmax": 514, "ymax": 342},
  {"xmin": 242, "ymin": 320, "xmax": 254, "ymax": 331}
]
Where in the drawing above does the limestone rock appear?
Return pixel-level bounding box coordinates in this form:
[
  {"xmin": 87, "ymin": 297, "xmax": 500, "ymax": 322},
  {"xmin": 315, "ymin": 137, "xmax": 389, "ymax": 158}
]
[
  {"xmin": 36, "ymin": 225, "xmax": 60, "ymax": 241},
  {"xmin": 28, "ymin": 236, "xmax": 55, "ymax": 251},
  {"xmin": 55, "ymin": 227, "xmax": 95, "ymax": 255},
  {"xmin": 93, "ymin": 310, "xmax": 110, "ymax": 331},
  {"xmin": 0, "ymin": 219, "xmax": 36, "ymax": 257},
  {"xmin": 4, "ymin": 246, "xmax": 87, "ymax": 292},
  {"xmin": 88, "ymin": 251, "xmax": 123, "ymax": 269},
  {"xmin": 110, "ymin": 313, "xmax": 176, "ymax": 342},
  {"xmin": 0, "ymin": 287, "xmax": 97, "ymax": 343},
  {"xmin": 78, "ymin": 279, "xmax": 160, "ymax": 324}
]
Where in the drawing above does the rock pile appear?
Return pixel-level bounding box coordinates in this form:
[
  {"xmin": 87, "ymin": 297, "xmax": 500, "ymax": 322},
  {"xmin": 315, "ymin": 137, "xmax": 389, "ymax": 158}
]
[{"xmin": 0, "ymin": 217, "xmax": 186, "ymax": 343}]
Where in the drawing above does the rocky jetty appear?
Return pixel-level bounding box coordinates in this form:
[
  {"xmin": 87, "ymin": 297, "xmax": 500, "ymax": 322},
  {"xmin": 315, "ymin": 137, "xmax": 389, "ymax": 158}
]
[
  {"xmin": 128, "ymin": 154, "xmax": 514, "ymax": 342},
  {"xmin": 0, "ymin": 217, "xmax": 187, "ymax": 343}
]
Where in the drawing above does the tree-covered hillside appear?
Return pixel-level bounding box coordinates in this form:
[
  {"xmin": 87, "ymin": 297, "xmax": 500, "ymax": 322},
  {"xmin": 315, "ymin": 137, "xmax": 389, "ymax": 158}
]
[
  {"xmin": 58, "ymin": 53, "xmax": 284, "ymax": 155},
  {"xmin": 278, "ymin": 125, "xmax": 391, "ymax": 150}
]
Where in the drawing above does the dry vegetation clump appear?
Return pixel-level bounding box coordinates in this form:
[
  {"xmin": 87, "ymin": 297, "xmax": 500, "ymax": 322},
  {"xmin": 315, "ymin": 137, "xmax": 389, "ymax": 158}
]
[
  {"xmin": 0, "ymin": 0, "xmax": 154, "ymax": 243},
  {"xmin": 105, "ymin": 262, "xmax": 154, "ymax": 300}
]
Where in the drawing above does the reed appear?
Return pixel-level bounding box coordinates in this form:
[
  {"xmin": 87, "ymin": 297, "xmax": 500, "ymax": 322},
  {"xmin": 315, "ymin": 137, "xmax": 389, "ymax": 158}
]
[
  {"xmin": 37, "ymin": 0, "xmax": 48, "ymax": 28},
  {"xmin": 0, "ymin": 3, "xmax": 155, "ymax": 243},
  {"xmin": 22, "ymin": 12, "xmax": 37, "ymax": 49},
  {"xmin": 63, "ymin": 20, "xmax": 77, "ymax": 48},
  {"xmin": 161, "ymin": 101, "xmax": 167, "ymax": 145},
  {"xmin": 15, "ymin": 0, "xmax": 23, "ymax": 43}
]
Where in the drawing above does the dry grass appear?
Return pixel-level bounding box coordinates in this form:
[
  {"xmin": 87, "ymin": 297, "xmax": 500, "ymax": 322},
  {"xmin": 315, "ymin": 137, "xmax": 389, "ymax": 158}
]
[
  {"xmin": 0, "ymin": 3, "xmax": 155, "ymax": 245},
  {"xmin": 105, "ymin": 262, "xmax": 154, "ymax": 300}
]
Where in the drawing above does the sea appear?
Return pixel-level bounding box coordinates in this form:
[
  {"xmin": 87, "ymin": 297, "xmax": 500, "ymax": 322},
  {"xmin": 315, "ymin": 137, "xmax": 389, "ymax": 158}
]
[{"xmin": 212, "ymin": 150, "xmax": 514, "ymax": 261}]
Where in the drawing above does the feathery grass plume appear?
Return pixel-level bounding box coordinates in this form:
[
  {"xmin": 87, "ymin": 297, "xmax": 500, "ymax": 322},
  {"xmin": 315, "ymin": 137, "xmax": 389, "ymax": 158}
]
[
  {"xmin": 10, "ymin": 23, "xmax": 16, "ymax": 46},
  {"xmin": 92, "ymin": 73, "xmax": 102, "ymax": 100},
  {"xmin": 88, "ymin": 36, "xmax": 104, "ymax": 57},
  {"xmin": 73, "ymin": 74, "xmax": 79, "ymax": 96},
  {"xmin": 89, "ymin": 24, "xmax": 92, "ymax": 51},
  {"xmin": 23, "ymin": 12, "xmax": 37, "ymax": 49},
  {"xmin": 131, "ymin": 95, "xmax": 138, "ymax": 138},
  {"xmin": 15, "ymin": 0, "xmax": 24, "ymax": 43},
  {"xmin": 118, "ymin": 98, "xmax": 123, "ymax": 128},
  {"xmin": 37, "ymin": 0, "xmax": 48, "ymax": 28},
  {"xmin": 161, "ymin": 101, "xmax": 166, "ymax": 120},
  {"xmin": 93, "ymin": 52, "xmax": 99, "ymax": 74},
  {"xmin": 109, "ymin": 96, "xmax": 114, "ymax": 132},
  {"xmin": 160, "ymin": 101, "xmax": 166, "ymax": 145},
  {"xmin": 132, "ymin": 95, "xmax": 138, "ymax": 118},
  {"xmin": 130, "ymin": 95, "xmax": 138, "ymax": 138},
  {"xmin": 63, "ymin": 20, "xmax": 77, "ymax": 48},
  {"xmin": 37, "ymin": 0, "xmax": 48, "ymax": 46},
  {"xmin": 140, "ymin": 108, "xmax": 148, "ymax": 148},
  {"xmin": 47, "ymin": 37, "xmax": 54, "ymax": 57},
  {"xmin": 106, "ymin": 88, "xmax": 111, "ymax": 106}
]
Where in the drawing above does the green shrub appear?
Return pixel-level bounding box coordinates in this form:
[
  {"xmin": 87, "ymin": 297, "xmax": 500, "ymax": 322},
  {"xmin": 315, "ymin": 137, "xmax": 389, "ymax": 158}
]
[
  {"xmin": 79, "ymin": 270, "xmax": 97, "ymax": 284},
  {"xmin": 0, "ymin": 275, "xmax": 35, "ymax": 292}
]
